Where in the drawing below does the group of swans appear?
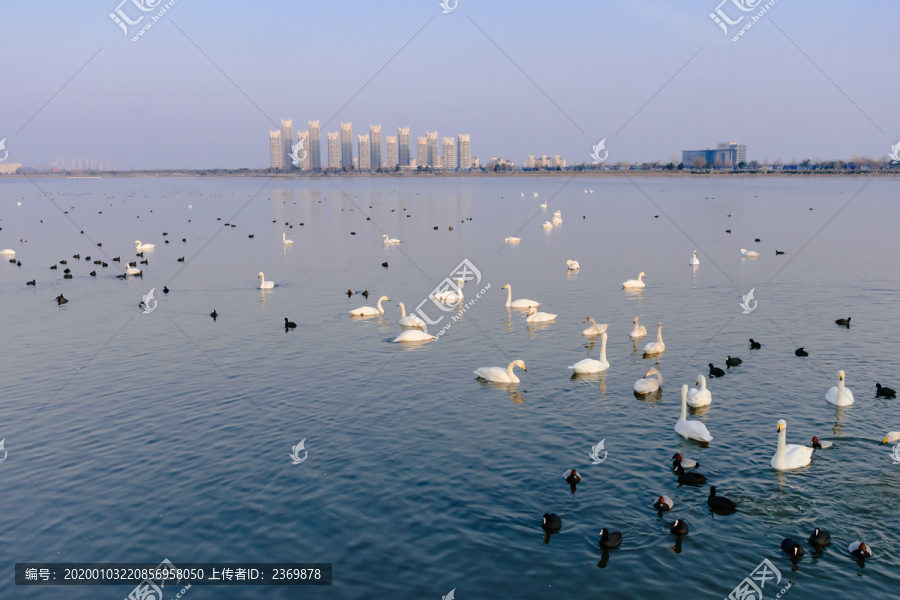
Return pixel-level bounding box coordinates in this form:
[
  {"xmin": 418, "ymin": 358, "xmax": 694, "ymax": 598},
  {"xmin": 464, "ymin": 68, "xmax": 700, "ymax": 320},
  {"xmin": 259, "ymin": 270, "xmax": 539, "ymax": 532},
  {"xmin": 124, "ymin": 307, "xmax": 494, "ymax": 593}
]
[{"xmin": 349, "ymin": 295, "xmax": 435, "ymax": 342}]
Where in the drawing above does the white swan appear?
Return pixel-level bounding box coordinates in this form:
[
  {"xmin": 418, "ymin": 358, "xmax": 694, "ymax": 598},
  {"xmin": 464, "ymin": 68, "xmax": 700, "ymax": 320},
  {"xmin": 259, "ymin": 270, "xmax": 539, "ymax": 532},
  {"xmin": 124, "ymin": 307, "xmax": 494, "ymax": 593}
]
[
  {"xmin": 687, "ymin": 375, "xmax": 711, "ymax": 407},
  {"xmin": 634, "ymin": 367, "xmax": 663, "ymax": 394},
  {"xmin": 553, "ymin": 210, "xmax": 561, "ymax": 218},
  {"xmin": 349, "ymin": 294, "xmax": 389, "ymax": 316},
  {"xmin": 539, "ymin": 202, "xmax": 547, "ymax": 208},
  {"xmin": 552, "ymin": 216, "xmax": 562, "ymax": 224},
  {"xmin": 474, "ymin": 360, "xmax": 526, "ymax": 383},
  {"xmin": 825, "ymin": 370, "xmax": 855, "ymax": 406},
  {"xmin": 582, "ymin": 317, "xmax": 608, "ymax": 336},
  {"xmin": 434, "ymin": 278, "xmax": 464, "ymax": 304},
  {"xmin": 622, "ymin": 272, "xmax": 646, "ymax": 289},
  {"xmin": 125, "ymin": 263, "xmax": 141, "ymax": 275},
  {"xmin": 502, "ymin": 284, "xmax": 539, "ymax": 308},
  {"xmin": 134, "ymin": 240, "xmax": 155, "ymax": 251},
  {"xmin": 741, "ymin": 248, "xmax": 759, "ymax": 258},
  {"xmin": 642, "ymin": 322, "xmax": 665, "ymax": 356},
  {"xmin": 393, "ymin": 329, "xmax": 435, "ymax": 342},
  {"xmin": 258, "ymin": 272, "xmax": 275, "ymax": 289},
  {"xmin": 0, "ymin": 249, "xmax": 15, "ymax": 255},
  {"xmin": 283, "ymin": 232, "xmax": 294, "ymax": 245},
  {"xmin": 675, "ymin": 384, "xmax": 714, "ymax": 442},
  {"xmin": 629, "ymin": 316, "xmax": 647, "ymax": 339},
  {"xmin": 882, "ymin": 432, "xmax": 900, "ymax": 445},
  {"xmin": 771, "ymin": 419, "xmax": 813, "ymax": 470},
  {"xmin": 569, "ymin": 333, "xmax": 609, "ymax": 373},
  {"xmin": 526, "ymin": 307, "xmax": 557, "ymax": 322},
  {"xmin": 504, "ymin": 236, "xmax": 521, "ymax": 243},
  {"xmin": 397, "ymin": 301, "xmax": 426, "ymax": 329},
  {"xmin": 689, "ymin": 250, "xmax": 699, "ymax": 265},
  {"xmin": 542, "ymin": 221, "xmax": 553, "ymax": 229},
  {"xmin": 382, "ymin": 234, "xmax": 401, "ymax": 244},
  {"xmin": 566, "ymin": 259, "xmax": 580, "ymax": 270}
]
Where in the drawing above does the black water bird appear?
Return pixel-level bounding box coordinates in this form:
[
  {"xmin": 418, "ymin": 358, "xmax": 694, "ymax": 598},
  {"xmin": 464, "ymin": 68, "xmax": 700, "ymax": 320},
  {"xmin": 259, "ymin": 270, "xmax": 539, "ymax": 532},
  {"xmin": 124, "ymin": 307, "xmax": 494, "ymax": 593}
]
[
  {"xmin": 210, "ymin": 310, "xmax": 218, "ymax": 320},
  {"xmin": 749, "ymin": 338, "xmax": 761, "ymax": 349},
  {"xmin": 541, "ymin": 513, "xmax": 561, "ymax": 533},
  {"xmin": 163, "ymin": 286, "xmax": 169, "ymax": 294},
  {"xmin": 675, "ymin": 463, "xmax": 706, "ymax": 486},
  {"xmin": 835, "ymin": 317, "xmax": 851, "ymax": 327},
  {"xmin": 708, "ymin": 363, "xmax": 725, "ymax": 378},
  {"xmin": 781, "ymin": 538, "xmax": 804, "ymax": 558},
  {"xmin": 50, "ymin": 264, "xmax": 57, "ymax": 270},
  {"xmin": 26, "ymin": 280, "xmax": 35, "ymax": 286},
  {"xmin": 726, "ymin": 356, "xmax": 742, "ymax": 366},
  {"xmin": 90, "ymin": 271, "xmax": 96, "ymax": 276},
  {"xmin": 808, "ymin": 528, "xmax": 831, "ymax": 546},
  {"xmin": 795, "ymin": 347, "xmax": 808, "ymax": 357},
  {"xmin": 707, "ymin": 486, "xmax": 737, "ymax": 514},
  {"xmin": 670, "ymin": 520, "xmax": 689, "ymax": 535},
  {"xmin": 875, "ymin": 383, "xmax": 896, "ymax": 398},
  {"xmin": 775, "ymin": 250, "xmax": 785, "ymax": 255},
  {"xmin": 56, "ymin": 294, "xmax": 68, "ymax": 305},
  {"xmin": 284, "ymin": 318, "xmax": 297, "ymax": 329},
  {"xmin": 598, "ymin": 528, "xmax": 622, "ymax": 549}
]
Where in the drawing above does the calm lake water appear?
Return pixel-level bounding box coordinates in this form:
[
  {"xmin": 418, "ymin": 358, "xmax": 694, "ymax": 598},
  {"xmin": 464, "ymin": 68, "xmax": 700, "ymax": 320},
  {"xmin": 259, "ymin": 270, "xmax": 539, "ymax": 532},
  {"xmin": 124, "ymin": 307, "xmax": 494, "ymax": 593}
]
[{"xmin": 1, "ymin": 175, "xmax": 898, "ymax": 599}]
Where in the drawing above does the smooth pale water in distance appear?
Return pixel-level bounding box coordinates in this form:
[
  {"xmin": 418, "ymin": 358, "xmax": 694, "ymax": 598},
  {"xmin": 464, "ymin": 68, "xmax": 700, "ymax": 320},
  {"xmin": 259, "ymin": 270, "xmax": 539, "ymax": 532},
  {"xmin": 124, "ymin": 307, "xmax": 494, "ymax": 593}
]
[{"xmin": 0, "ymin": 175, "xmax": 898, "ymax": 599}]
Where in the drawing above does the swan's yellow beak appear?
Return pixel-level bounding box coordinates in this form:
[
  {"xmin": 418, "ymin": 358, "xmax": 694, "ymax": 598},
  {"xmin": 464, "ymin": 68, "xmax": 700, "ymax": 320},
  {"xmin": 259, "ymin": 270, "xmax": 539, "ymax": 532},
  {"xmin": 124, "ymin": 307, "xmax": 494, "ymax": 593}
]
[
  {"xmin": 695, "ymin": 380, "xmax": 699, "ymax": 385},
  {"xmin": 521, "ymin": 365, "xmax": 527, "ymax": 371},
  {"xmin": 839, "ymin": 373, "xmax": 843, "ymax": 380},
  {"xmin": 883, "ymin": 437, "xmax": 889, "ymax": 444},
  {"xmin": 777, "ymin": 422, "xmax": 784, "ymax": 432}
]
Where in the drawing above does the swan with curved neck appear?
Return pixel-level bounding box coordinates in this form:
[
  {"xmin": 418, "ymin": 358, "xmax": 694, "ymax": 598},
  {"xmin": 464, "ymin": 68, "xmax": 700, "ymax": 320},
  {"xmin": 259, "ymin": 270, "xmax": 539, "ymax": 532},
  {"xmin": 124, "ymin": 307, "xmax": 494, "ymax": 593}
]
[
  {"xmin": 582, "ymin": 317, "xmax": 608, "ymax": 336},
  {"xmin": 501, "ymin": 284, "xmax": 539, "ymax": 308},
  {"xmin": 382, "ymin": 234, "xmax": 401, "ymax": 244},
  {"xmin": 675, "ymin": 384, "xmax": 713, "ymax": 442},
  {"xmin": 569, "ymin": 332, "xmax": 609, "ymax": 373},
  {"xmin": 349, "ymin": 295, "xmax": 390, "ymax": 316},
  {"xmin": 643, "ymin": 322, "xmax": 665, "ymax": 355},
  {"xmin": 771, "ymin": 419, "xmax": 813, "ymax": 470},
  {"xmin": 474, "ymin": 360, "xmax": 526, "ymax": 383},
  {"xmin": 687, "ymin": 374, "xmax": 711, "ymax": 407},
  {"xmin": 630, "ymin": 316, "xmax": 647, "ymax": 339},
  {"xmin": 526, "ymin": 307, "xmax": 557, "ymax": 322},
  {"xmin": 134, "ymin": 240, "xmax": 155, "ymax": 251},
  {"xmin": 435, "ymin": 278, "xmax": 465, "ymax": 304},
  {"xmin": 283, "ymin": 232, "xmax": 294, "ymax": 245},
  {"xmin": 633, "ymin": 367, "xmax": 662, "ymax": 393},
  {"xmin": 397, "ymin": 302, "xmax": 426, "ymax": 329},
  {"xmin": 622, "ymin": 272, "xmax": 646, "ymax": 289},
  {"xmin": 825, "ymin": 370, "xmax": 855, "ymax": 405},
  {"xmin": 258, "ymin": 272, "xmax": 275, "ymax": 289}
]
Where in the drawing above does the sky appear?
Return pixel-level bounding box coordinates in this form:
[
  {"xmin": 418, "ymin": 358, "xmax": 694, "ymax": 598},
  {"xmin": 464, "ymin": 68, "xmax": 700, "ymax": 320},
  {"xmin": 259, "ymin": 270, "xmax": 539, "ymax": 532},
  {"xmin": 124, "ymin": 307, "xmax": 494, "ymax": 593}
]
[{"xmin": 0, "ymin": 0, "xmax": 896, "ymax": 170}]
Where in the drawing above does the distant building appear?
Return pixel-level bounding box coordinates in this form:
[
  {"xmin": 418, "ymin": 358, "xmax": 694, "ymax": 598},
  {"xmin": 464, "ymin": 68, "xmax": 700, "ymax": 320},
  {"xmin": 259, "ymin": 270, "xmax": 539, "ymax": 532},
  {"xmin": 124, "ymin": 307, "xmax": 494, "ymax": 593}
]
[
  {"xmin": 416, "ymin": 136, "xmax": 427, "ymax": 167},
  {"xmin": 296, "ymin": 131, "xmax": 311, "ymax": 170},
  {"xmin": 327, "ymin": 132, "xmax": 340, "ymax": 169},
  {"xmin": 0, "ymin": 162, "xmax": 21, "ymax": 175},
  {"xmin": 426, "ymin": 131, "xmax": 439, "ymax": 167},
  {"xmin": 308, "ymin": 120, "xmax": 321, "ymax": 170},
  {"xmin": 385, "ymin": 136, "xmax": 398, "ymax": 169},
  {"xmin": 457, "ymin": 134, "xmax": 471, "ymax": 170},
  {"xmin": 683, "ymin": 142, "xmax": 747, "ymax": 169},
  {"xmin": 369, "ymin": 125, "xmax": 382, "ymax": 171},
  {"xmin": 358, "ymin": 134, "xmax": 371, "ymax": 171},
  {"xmin": 525, "ymin": 153, "xmax": 565, "ymax": 169},
  {"xmin": 398, "ymin": 127, "xmax": 411, "ymax": 166},
  {"xmin": 281, "ymin": 119, "xmax": 293, "ymax": 170},
  {"xmin": 340, "ymin": 122, "xmax": 353, "ymax": 169},
  {"xmin": 442, "ymin": 137, "xmax": 456, "ymax": 171},
  {"xmin": 269, "ymin": 130, "xmax": 283, "ymax": 170}
]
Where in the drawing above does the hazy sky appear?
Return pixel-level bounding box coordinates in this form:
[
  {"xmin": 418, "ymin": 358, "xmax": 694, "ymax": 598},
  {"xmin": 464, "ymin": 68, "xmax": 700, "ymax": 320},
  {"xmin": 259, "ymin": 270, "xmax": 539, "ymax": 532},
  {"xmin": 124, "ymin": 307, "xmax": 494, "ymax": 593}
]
[{"xmin": 0, "ymin": 0, "xmax": 896, "ymax": 169}]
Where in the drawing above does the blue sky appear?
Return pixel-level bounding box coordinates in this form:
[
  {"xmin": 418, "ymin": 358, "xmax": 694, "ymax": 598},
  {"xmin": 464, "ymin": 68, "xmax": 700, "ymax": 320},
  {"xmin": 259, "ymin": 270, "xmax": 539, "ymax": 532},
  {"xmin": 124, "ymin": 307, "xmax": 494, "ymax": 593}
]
[{"xmin": 0, "ymin": 0, "xmax": 895, "ymax": 169}]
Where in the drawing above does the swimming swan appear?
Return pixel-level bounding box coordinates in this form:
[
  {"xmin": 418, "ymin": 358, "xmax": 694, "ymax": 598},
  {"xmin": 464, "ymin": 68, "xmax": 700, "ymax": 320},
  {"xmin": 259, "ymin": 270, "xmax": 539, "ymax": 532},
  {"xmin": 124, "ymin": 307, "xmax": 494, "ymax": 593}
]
[
  {"xmin": 283, "ymin": 232, "xmax": 294, "ymax": 245},
  {"xmin": 643, "ymin": 322, "xmax": 665, "ymax": 356},
  {"xmin": 349, "ymin": 295, "xmax": 389, "ymax": 316},
  {"xmin": 134, "ymin": 240, "xmax": 155, "ymax": 251},
  {"xmin": 474, "ymin": 360, "xmax": 526, "ymax": 383},
  {"xmin": 634, "ymin": 367, "xmax": 663, "ymax": 393},
  {"xmin": 689, "ymin": 250, "xmax": 699, "ymax": 265},
  {"xmin": 258, "ymin": 272, "xmax": 275, "ymax": 289},
  {"xmin": 566, "ymin": 259, "xmax": 580, "ymax": 270},
  {"xmin": 504, "ymin": 236, "xmax": 521, "ymax": 243},
  {"xmin": 825, "ymin": 370, "xmax": 855, "ymax": 406},
  {"xmin": 771, "ymin": 419, "xmax": 813, "ymax": 470},
  {"xmin": 741, "ymin": 248, "xmax": 759, "ymax": 258},
  {"xmin": 630, "ymin": 316, "xmax": 647, "ymax": 339},
  {"xmin": 382, "ymin": 234, "xmax": 401, "ymax": 244},
  {"xmin": 675, "ymin": 384, "xmax": 713, "ymax": 442},
  {"xmin": 569, "ymin": 332, "xmax": 609, "ymax": 373},
  {"xmin": 687, "ymin": 375, "xmax": 711, "ymax": 407},
  {"xmin": 502, "ymin": 284, "xmax": 539, "ymax": 308},
  {"xmin": 622, "ymin": 272, "xmax": 646, "ymax": 289},
  {"xmin": 526, "ymin": 307, "xmax": 557, "ymax": 323},
  {"xmin": 393, "ymin": 329, "xmax": 435, "ymax": 342},
  {"xmin": 582, "ymin": 317, "xmax": 608, "ymax": 336},
  {"xmin": 397, "ymin": 301, "xmax": 426, "ymax": 329}
]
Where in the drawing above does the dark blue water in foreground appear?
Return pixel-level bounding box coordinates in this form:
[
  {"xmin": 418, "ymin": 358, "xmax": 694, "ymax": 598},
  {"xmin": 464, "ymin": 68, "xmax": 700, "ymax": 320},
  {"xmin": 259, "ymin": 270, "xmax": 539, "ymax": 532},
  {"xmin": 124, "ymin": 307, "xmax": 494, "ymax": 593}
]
[{"xmin": 1, "ymin": 175, "xmax": 898, "ymax": 599}]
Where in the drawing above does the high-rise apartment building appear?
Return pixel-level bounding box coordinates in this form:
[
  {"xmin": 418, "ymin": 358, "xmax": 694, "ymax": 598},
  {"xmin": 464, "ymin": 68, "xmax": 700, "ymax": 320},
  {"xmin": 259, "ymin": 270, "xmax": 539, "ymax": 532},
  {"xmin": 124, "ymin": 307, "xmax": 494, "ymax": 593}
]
[
  {"xmin": 426, "ymin": 131, "xmax": 439, "ymax": 167},
  {"xmin": 281, "ymin": 119, "xmax": 293, "ymax": 170},
  {"xmin": 358, "ymin": 134, "xmax": 371, "ymax": 171},
  {"xmin": 369, "ymin": 125, "xmax": 382, "ymax": 171},
  {"xmin": 398, "ymin": 127, "xmax": 411, "ymax": 166},
  {"xmin": 416, "ymin": 136, "xmax": 427, "ymax": 168},
  {"xmin": 340, "ymin": 122, "xmax": 353, "ymax": 169},
  {"xmin": 457, "ymin": 134, "xmax": 471, "ymax": 170},
  {"xmin": 385, "ymin": 136, "xmax": 398, "ymax": 169},
  {"xmin": 269, "ymin": 130, "xmax": 283, "ymax": 170},
  {"xmin": 308, "ymin": 120, "xmax": 321, "ymax": 170},
  {"xmin": 442, "ymin": 137, "xmax": 456, "ymax": 170},
  {"xmin": 296, "ymin": 131, "xmax": 311, "ymax": 170},
  {"xmin": 327, "ymin": 132, "xmax": 340, "ymax": 169}
]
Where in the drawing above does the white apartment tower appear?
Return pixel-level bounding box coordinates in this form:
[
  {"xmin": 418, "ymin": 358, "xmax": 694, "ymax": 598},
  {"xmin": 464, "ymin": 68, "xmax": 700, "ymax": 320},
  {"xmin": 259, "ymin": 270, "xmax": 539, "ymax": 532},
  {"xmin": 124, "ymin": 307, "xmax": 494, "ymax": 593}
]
[
  {"xmin": 269, "ymin": 130, "xmax": 283, "ymax": 170},
  {"xmin": 340, "ymin": 122, "xmax": 353, "ymax": 169},
  {"xmin": 416, "ymin": 136, "xmax": 428, "ymax": 168},
  {"xmin": 281, "ymin": 119, "xmax": 293, "ymax": 170},
  {"xmin": 308, "ymin": 120, "xmax": 321, "ymax": 170},
  {"xmin": 426, "ymin": 131, "xmax": 439, "ymax": 167},
  {"xmin": 369, "ymin": 125, "xmax": 382, "ymax": 171},
  {"xmin": 385, "ymin": 136, "xmax": 398, "ymax": 169},
  {"xmin": 327, "ymin": 132, "xmax": 340, "ymax": 169},
  {"xmin": 442, "ymin": 137, "xmax": 456, "ymax": 170},
  {"xmin": 358, "ymin": 134, "xmax": 371, "ymax": 171},
  {"xmin": 398, "ymin": 127, "xmax": 411, "ymax": 166},
  {"xmin": 296, "ymin": 131, "xmax": 311, "ymax": 170},
  {"xmin": 457, "ymin": 134, "xmax": 471, "ymax": 170}
]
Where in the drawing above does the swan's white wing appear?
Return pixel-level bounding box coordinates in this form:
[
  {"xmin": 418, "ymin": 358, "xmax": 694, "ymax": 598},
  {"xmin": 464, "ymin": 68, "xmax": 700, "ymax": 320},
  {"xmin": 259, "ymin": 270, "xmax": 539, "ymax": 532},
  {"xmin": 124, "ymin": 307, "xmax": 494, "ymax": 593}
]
[
  {"xmin": 784, "ymin": 444, "xmax": 813, "ymax": 468},
  {"xmin": 475, "ymin": 367, "xmax": 507, "ymax": 381}
]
